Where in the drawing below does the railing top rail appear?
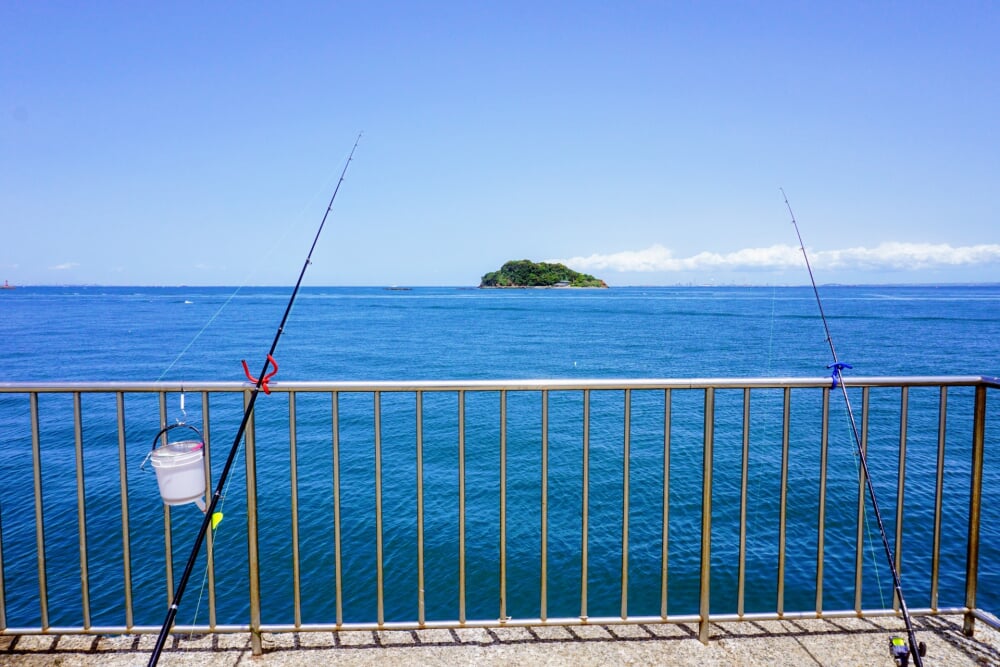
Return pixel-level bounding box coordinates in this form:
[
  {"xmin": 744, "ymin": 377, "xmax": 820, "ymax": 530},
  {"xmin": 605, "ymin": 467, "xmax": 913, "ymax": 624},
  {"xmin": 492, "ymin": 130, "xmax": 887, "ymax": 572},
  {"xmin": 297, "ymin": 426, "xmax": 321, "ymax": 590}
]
[{"xmin": 0, "ymin": 375, "xmax": 996, "ymax": 394}]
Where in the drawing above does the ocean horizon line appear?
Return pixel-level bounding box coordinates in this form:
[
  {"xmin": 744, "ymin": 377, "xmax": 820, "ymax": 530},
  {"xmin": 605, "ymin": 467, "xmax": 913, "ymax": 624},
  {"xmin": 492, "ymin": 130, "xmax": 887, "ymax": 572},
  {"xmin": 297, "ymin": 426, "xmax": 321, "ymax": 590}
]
[{"xmin": 6, "ymin": 281, "xmax": 1000, "ymax": 289}]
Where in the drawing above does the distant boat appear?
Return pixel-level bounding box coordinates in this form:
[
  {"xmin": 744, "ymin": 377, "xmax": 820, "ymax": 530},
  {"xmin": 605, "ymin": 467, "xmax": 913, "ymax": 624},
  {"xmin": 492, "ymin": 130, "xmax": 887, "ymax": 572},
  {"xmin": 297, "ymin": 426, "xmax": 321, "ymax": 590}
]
[{"xmin": 1, "ymin": 280, "xmax": 14, "ymax": 290}]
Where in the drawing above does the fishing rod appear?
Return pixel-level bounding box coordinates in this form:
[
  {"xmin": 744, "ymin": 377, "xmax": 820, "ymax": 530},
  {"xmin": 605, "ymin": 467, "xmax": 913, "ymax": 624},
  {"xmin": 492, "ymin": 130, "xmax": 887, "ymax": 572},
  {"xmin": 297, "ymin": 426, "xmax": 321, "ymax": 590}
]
[
  {"xmin": 782, "ymin": 188, "xmax": 925, "ymax": 667},
  {"xmin": 148, "ymin": 134, "xmax": 362, "ymax": 666}
]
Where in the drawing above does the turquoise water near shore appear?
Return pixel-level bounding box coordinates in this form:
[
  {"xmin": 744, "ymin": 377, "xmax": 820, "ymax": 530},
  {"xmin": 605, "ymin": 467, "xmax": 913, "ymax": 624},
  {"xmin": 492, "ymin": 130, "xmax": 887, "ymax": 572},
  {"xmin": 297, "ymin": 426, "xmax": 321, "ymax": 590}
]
[{"xmin": 1, "ymin": 285, "xmax": 998, "ymax": 628}]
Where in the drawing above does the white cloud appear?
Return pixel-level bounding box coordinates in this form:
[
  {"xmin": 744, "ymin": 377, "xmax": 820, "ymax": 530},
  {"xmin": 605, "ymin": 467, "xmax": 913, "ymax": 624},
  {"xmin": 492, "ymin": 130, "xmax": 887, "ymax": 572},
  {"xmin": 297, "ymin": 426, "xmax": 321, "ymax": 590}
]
[
  {"xmin": 50, "ymin": 262, "xmax": 80, "ymax": 271},
  {"xmin": 551, "ymin": 243, "xmax": 1000, "ymax": 273}
]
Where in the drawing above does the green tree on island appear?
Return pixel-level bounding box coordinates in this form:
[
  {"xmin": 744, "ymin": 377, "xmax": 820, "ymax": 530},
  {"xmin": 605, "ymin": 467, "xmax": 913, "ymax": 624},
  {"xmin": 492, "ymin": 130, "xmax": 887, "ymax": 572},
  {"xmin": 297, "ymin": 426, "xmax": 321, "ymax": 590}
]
[{"xmin": 480, "ymin": 260, "xmax": 607, "ymax": 287}]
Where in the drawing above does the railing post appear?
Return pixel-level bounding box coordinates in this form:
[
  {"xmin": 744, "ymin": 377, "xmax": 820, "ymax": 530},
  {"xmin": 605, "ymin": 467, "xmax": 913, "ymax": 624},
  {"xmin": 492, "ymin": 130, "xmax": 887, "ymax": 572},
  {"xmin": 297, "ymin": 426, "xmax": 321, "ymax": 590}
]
[
  {"xmin": 540, "ymin": 389, "xmax": 549, "ymax": 622},
  {"xmin": 499, "ymin": 390, "xmax": 507, "ymax": 622},
  {"xmin": 458, "ymin": 390, "xmax": 467, "ymax": 625},
  {"xmin": 699, "ymin": 387, "xmax": 714, "ymax": 644},
  {"xmin": 374, "ymin": 391, "xmax": 385, "ymax": 627},
  {"xmin": 116, "ymin": 392, "xmax": 134, "ymax": 630},
  {"xmin": 30, "ymin": 392, "xmax": 48, "ymax": 630},
  {"xmin": 332, "ymin": 391, "xmax": 344, "ymax": 627},
  {"xmin": 202, "ymin": 392, "xmax": 217, "ymax": 629},
  {"xmin": 894, "ymin": 386, "xmax": 909, "ymax": 612},
  {"xmin": 963, "ymin": 384, "xmax": 987, "ymax": 636},
  {"xmin": 854, "ymin": 387, "xmax": 870, "ymax": 614},
  {"xmin": 621, "ymin": 389, "xmax": 631, "ymax": 620},
  {"xmin": 289, "ymin": 391, "xmax": 302, "ymax": 628},
  {"xmin": 931, "ymin": 387, "xmax": 948, "ymax": 610},
  {"xmin": 738, "ymin": 388, "xmax": 750, "ymax": 618},
  {"xmin": 244, "ymin": 391, "xmax": 263, "ymax": 655},
  {"xmin": 158, "ymin": 392, "xmax": 173, "ymax": 607},
  {"xmin": 777, "ymin": 388, "xmax": 790, "ymax": 617},
  {"xmin": 581, "ymin": 389, "xmax": 590, "ymax": 621},
  {"xmin": 73, "ymin": 392, "xmax": 91, "ymax": 630},
  {"xmin": 416, "ymin": 391, "xmax": 426, "ymax": 627},
  {"xmin": 0, "ymin": 498, "xmax": 5, "ymax": 632},
  {"xmin": 660, "ymin": 389, "xmax": 671, "ymax": 620},
  {"xmin": 816, "ymin": 387, "xmax": 830, "ymax": 614}
]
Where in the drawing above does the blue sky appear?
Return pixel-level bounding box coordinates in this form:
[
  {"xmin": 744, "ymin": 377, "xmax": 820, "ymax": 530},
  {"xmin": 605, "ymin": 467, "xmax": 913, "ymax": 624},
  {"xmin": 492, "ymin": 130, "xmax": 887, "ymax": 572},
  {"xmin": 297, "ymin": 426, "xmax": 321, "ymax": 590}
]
[{"xmin": 2, "ymin": 1, "xmax": 998, "ymax": 286}]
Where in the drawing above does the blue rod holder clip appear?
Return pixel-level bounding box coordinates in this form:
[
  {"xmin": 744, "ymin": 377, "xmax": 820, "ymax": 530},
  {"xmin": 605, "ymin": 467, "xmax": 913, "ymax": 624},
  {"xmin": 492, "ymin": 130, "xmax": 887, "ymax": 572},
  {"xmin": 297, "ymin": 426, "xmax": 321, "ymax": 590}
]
[{"xmin": 828, "ymin": 362, "xmax": 853, "ymax": 388}]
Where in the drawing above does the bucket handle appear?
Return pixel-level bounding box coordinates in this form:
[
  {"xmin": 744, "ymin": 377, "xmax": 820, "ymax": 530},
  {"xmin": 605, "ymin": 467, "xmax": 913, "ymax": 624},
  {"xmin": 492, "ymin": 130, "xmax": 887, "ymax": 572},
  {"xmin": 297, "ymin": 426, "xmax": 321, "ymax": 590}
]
[
  {"xmin": 150, "ymin": 423, "xmax": 204, "ymax": 451},
  {"xmin": 141, "ymin": 423, "xmax": 204, "ymax": 472}
]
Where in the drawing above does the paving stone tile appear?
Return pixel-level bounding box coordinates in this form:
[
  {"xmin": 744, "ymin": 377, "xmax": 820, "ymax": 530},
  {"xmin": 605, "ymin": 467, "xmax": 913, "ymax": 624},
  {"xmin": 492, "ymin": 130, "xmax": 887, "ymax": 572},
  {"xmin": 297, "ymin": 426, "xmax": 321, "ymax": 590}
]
[
  {"xmin": 491, "ymin": 626, "xmax": 534, "ymax": 642},
  {"xmin": 452, "ymin": 628, "xmax": 494, "ymax": 644},
  {"xmin": 606, "ymin": 623, "xmax": 653, "ymax": 639},
  {"xmin": 297, "ymin": 631, "xmax": 335, "ymax": 647},
  {"xmin": 13, "ymin": 635, "xmax": 57, "ymax": 650},
  {"xmin": 336, "ymin": 630, "xmax": 376, "ymax": 646},
  {"xmin": 376, "ymin": 630, "xmax": 415, "ymax": 646},
  {"xmin": 531, "ymin": 625, "xmax": 574, "ymax": 640},
  {"xmin": 55, "ymin": 634, "xmax": 96, "ymax": 650},
  {"xmin": 413, "ymin": 629, "xmax": 457, "ymax": 645},
  {"xmin": 570, "ymin": 624, "xmax": 614, "ymax": 640}
]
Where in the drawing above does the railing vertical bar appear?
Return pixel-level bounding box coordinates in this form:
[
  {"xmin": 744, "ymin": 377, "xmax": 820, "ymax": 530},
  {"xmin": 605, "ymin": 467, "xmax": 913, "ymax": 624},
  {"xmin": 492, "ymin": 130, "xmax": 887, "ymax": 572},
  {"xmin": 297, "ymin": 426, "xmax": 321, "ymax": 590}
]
[
  {"xmin": 931, "ymin": 387, "xmax": 947, "ymax": 610},
  {"xmin": 244, "ymin": 391, "xmax": 263, "ymax": 655},
  {"xmin": 30, "ymin": 392, "xmax": 49, "ymax": 630},
  {"xmin": 540, "ymin": 389, "xmax": 549, "ymax": 622},
  {"xmin": 894, "ymin": 386, "xmax": 909, "ymax": 612},
  {"xmin": 0, "ymin": 483, "xmax": 5, "ymax": 631},
  {"xmin": 202, "ymin": 391, "xmax": 217, "ymax": 629},
  {"xmin": 963, "ymin": 383, "xmax": 987, "ymax": 636},
  {"xmin": 581, "ymin": 388, "xmax": 590, "ymax": 620},
  {"xmin": 374, "ymin": 391, "xmax": 385, "ymax": 626},
  {"xmin": 331, "ymin": 392, "xmax": 343, "ymax": 627},
  {"xmin": 159, "ymin": 391, "xmax": 173, "ymax": 606},
  {"xmin": 777, "ymin": 387, "xmax": 790, "ymax": 617},
  {"xmin": 416, "ymin": 391, "xmax": 425, "ymax": 626},
  {"xmin": 816, "ymin": 387, "xmax": 830, "ymax": 614},
  {"xmin": 661, "ymin": 388, "xmax": 671, "ymax": 619},
  {"xmin": 116, "ymin": 391, "xmax": 134, "ymax": 630},
  {"xmin": 73, "ymin": 392, "xmax": 91, "ymax": 630},
  {"xmin": 289, "ymin": 391, "xmax": 302, "ymax": 628},
  {"xmin": 621, "ymin": 389, "xmax": 630, "ymax": 620},
  {"xmin": 698, "ymin": 387, "xmax": 715, "ymax": 644},
  {"xmin": 854, "ymin": 387, "xmax": 870, "ymax": 614},
  {"xmin": 738, "ymin": 388, "xmax": 750, "ymax": 617},
  {"xmin": 458, "ymin": 390, "xmax": 466, "ymax": 625},
  {"xmin": 499, "ymin": 390, "xmax": 508, "ymax": 622}
]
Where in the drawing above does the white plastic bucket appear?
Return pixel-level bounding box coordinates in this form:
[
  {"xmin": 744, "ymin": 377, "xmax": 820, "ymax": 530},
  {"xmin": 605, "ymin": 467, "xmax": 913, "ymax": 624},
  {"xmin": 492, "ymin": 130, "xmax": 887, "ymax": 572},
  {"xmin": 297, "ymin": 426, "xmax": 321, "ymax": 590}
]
[{"xmin": 148, "ymin": 424, "xmax": 206, "ymax": 509}]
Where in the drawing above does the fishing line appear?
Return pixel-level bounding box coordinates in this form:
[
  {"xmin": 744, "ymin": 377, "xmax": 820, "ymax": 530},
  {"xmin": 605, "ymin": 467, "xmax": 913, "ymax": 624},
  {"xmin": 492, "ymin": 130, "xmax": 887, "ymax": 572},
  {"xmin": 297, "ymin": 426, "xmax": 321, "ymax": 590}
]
[
  {"xmin": 782, "ymin": 188, "xmax": 925, "ymax": 667},
  {"xmin": 847, "ymin": 397, "xmax": 890, "ymax": 607},
  {"xmin": 745, "ymin": 286, "xmax": 779, "ymax": 575},
  {"xmin": 765, "ymin": 284, "xmax": 777, "ymax": 374},
  {"xmin": 154, "ymin": 162, "xmax": 351, "ymax": 384},
  {"xmin": 150, "ymin": 155, "xmax": 353, "ymax": 634},
  {"xmin": 148, "ymin": 133, "xmax": 362, "ymax": 667},
  {"xmin": 186, "ymin": 505, "xmax": 228, "ymax": 637},
  {"xmin": 151, "ymin": 153, "xmax": 356, "ymax": 625}
]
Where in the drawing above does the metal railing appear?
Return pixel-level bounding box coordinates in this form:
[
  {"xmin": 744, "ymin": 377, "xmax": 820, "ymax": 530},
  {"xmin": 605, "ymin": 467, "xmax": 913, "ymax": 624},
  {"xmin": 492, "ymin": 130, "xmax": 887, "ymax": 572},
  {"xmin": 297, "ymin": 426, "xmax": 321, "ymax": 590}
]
[{"xmin": 0, "ymin": 376, "xmax": 997, "ymax": 654}]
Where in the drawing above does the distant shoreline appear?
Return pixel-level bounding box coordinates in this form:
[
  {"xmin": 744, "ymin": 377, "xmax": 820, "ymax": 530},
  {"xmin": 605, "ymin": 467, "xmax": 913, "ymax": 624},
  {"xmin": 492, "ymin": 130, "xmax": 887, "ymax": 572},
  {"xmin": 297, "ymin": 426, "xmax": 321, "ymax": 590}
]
[{"xmin": 477, "ymin": 284, "xmax": 610, "ymax": 289}]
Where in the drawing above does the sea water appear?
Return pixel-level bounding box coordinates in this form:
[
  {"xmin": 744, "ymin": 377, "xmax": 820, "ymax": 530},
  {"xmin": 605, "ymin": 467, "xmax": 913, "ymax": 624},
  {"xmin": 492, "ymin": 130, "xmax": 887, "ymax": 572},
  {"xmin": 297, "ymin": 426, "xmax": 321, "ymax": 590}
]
[{"xmin": 1, "ymin": 285, "xmax": 998, "ymax": 628}]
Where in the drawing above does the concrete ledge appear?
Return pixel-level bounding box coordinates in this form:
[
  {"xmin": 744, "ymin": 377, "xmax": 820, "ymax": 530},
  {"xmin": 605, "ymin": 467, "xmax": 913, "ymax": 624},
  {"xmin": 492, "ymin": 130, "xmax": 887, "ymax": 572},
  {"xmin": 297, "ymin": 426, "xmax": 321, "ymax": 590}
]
[{"xmin": 1, "ymin": 615, "xmax": 998, "ymax": 666}]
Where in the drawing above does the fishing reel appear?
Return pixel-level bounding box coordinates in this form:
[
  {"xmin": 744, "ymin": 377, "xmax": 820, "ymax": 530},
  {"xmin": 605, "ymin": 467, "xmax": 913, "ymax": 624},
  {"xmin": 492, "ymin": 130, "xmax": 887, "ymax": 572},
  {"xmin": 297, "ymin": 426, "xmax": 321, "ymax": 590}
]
[{"xmin": 889, "ymin": 636, "xmax": 927, "ymax": 667}]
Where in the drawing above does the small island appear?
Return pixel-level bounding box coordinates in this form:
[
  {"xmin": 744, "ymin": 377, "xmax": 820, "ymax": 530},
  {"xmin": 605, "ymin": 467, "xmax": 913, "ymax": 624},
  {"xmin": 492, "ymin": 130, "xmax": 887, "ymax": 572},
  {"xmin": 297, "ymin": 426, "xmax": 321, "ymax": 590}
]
[{"xmin": 480, "ymin": 260, "xmax": 608, "ymax": 288}]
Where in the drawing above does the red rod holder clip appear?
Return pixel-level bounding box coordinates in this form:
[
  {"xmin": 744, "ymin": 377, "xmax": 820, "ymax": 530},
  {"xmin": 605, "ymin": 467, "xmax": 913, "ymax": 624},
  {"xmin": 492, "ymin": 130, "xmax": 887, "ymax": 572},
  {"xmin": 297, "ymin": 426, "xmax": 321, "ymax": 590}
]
[{"xmin": 241, "ymin": 354, "xmax": 279, "ymax": 395}]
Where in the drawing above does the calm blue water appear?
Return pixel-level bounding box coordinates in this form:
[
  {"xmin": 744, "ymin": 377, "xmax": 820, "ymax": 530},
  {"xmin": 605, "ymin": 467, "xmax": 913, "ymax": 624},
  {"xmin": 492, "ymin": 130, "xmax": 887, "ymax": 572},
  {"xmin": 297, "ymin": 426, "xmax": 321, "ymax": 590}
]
[{"xmin": 1, "ymin": 285, "xmax": 998, "ymax": 628}]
